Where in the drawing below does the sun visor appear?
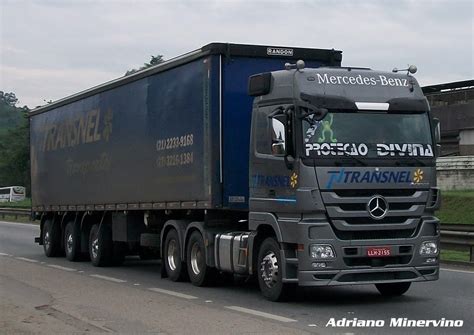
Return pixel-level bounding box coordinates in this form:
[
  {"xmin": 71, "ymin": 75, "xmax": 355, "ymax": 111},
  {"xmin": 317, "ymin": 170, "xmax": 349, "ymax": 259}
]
[{"xmin": 297, "ymin": 69, "xmax": 427, "ymax": 111}]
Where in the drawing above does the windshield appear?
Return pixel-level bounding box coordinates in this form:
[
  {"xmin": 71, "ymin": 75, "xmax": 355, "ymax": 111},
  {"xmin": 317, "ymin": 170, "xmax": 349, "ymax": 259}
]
[{"xmin": 303, "ymin": 112, "xmax": 434, "ymax": 159}]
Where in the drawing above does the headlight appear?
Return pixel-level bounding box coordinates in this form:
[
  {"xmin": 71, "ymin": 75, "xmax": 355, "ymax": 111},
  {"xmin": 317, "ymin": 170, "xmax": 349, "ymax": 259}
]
[
  {"xmin": 419, "ymin": 241, "xmax": 438, "ymax": 255},
  {"xmin": 310, "ymin": 244, "xmax": 336, "ymax": 259}
]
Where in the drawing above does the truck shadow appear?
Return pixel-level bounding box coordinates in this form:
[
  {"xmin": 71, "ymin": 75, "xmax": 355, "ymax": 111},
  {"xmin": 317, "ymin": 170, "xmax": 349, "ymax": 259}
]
[{"xmin": 120, "ymin": 257, "xmax": 431, "ymax": 306}]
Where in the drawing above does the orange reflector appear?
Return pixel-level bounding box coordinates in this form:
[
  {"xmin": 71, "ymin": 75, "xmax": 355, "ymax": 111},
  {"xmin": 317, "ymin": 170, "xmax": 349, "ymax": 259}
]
[{"xmin": 297, "ymin": 244, "xmax": 304, "ymax": 252}]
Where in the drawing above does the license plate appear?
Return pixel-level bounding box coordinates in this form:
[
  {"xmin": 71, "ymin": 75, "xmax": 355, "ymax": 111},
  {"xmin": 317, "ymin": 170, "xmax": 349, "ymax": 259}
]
[{"xmin": 367, "ymin": 247, "xmax": 391, "ymax": 257}]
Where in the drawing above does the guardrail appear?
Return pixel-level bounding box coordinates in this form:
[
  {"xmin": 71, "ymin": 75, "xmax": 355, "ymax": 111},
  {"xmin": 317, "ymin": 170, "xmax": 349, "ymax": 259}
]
[
  {"xmin": 0, "ymin": 207, "xmax": 31, "ymax": 220},
  {"xmin": 1, "ymin": 208, "xmax": 473, "ymax": 263},
  {"xmin": 440, "ymin": 224, "xmax": 474, "ymax": 264}
]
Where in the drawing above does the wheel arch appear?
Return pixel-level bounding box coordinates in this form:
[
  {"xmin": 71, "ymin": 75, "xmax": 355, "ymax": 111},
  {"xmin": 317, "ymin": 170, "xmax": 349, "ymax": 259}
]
[{"xmin": 248, "ymin": 212, "xmax": 282, "ymax": 276}]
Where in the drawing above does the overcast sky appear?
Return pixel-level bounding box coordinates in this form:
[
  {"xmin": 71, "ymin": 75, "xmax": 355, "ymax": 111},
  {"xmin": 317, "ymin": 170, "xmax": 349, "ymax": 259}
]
[{"xmin": 1, "ymin": 0, "xmax": 473, "ymax": 108}]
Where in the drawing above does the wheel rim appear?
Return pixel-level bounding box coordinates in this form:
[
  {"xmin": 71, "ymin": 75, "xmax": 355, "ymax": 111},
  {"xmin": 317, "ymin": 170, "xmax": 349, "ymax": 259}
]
[
  {"xmin": 190, "ymin": 242, "xmax": 202, "ymax": 275},
  {"xmin": 66, "ymin": 233, "xmax": 73, "ymax": 254},
  {"xmin": 260, "ymin": 251, "xmax": 279, "ymax": 288},
  {"xmin": 44, "ymin": 231, "xmax": 50, "ymax": 250},
  {"xmin": 167, "ymin": 239, "xmax": 178, "ymax": 271},
  {"xmin": 91, "ymin": 237, "xmax": 99, "ymax": 259}
]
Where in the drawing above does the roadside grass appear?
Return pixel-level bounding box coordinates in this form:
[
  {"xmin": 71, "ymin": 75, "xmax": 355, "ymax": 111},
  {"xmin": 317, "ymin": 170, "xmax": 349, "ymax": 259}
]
[
  {"xmin": 0, "ymin": 198, "xmax": 31, "ymax": 208},
  {"xmin": 436, "ymin": 190, "xmax": 474, "ymax": 225},
  {"xmin": 440, "ymin": 249, "xmax": 471, "ymax": 263}
]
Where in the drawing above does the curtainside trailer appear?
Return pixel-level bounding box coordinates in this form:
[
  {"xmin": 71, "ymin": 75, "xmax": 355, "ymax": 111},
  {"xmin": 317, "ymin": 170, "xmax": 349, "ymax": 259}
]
[{"xmin": 31, "ymin": 43, "xmax": 440, "ymax": 301}]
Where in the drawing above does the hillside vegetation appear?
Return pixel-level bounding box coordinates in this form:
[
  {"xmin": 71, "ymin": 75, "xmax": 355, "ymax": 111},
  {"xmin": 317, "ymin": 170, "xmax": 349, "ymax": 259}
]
[
  {"xmin": 0, "ymin": 92, "xmax": 30, "ymax": 193},
  {"xmin": 0, "ymin": 92, "xmax": 25, "ymax": 136}
]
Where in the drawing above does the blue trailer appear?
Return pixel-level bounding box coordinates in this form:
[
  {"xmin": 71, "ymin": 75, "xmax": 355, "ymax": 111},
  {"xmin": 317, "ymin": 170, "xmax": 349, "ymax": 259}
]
[
  {"xmin": 31, "ymin": 43, "xmax": 439, "ymax": 301},
  {"xmin": 30, "ymin": 43, "xmax": 341, "ymax": 210}
]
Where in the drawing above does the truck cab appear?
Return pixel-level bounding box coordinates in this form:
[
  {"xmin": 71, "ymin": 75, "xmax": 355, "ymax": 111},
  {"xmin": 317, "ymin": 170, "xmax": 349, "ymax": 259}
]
[{"xmin": 248, "ymin": 65, "xmax": 440, "ymax": 300}]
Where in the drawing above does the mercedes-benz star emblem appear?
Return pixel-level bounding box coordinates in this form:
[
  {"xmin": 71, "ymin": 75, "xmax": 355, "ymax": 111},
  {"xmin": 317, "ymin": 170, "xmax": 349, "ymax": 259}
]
[{"xmin": 367, "ymin": 195, "xmax": 389, "ymax": 220}]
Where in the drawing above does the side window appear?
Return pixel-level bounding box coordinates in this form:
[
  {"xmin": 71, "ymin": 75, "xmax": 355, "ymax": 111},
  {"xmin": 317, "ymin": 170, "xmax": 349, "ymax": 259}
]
[{"xmin": 255, "ymin": 108, "xmax": 272, "ymax": 154}]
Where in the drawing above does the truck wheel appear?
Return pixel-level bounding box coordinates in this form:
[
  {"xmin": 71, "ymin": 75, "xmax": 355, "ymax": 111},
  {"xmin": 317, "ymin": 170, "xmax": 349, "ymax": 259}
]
[
  {"xmin": 42, "ymin": 219, "xmax": 62, "ymax": 257},
  {"xmin": 64, "ymin": 220, "xmax": 81, "ymax": 261},
  {"xmin": 163, "ymin": 229, "xmax": 187, "ymax": 281},
  {"xmin": 257, "ymin": 237, "xmax": 294, "ymax": 301},
  {"xmin": 89, "ymin": 223, "xmax": 113, "ymax": 267},
  {"xmin": 375, "ymin": 282, "xmax": 411, "ymax": 296},
  {"xmin": 186, "ymin": 231, "xmax": 216, "ymax": 286}
]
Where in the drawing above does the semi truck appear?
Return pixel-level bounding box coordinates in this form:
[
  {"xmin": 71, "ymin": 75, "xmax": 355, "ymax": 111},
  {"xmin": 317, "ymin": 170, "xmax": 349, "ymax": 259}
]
[{"xmin": 30, "ymin": 43, "xmax": 441, "ymax": 301}]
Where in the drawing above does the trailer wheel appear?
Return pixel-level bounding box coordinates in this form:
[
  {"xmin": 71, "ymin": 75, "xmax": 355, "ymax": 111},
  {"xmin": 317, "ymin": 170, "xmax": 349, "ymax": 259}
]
[
  {"xmin": 64, "ymin": 220, "xmax": 81, "ymax": 261},
  {"xmin": 257, "ymin": 237, "xmax": 294, "ymax": 301},
  {"xmin": 186, "ymin": 231, "xmax": 216, "ymax": 286},
  {"xmin": 42, "ymin": 219, "xmax": 62, "ymax": 257},
  {"xmin": 163, "ymin": 229, "xmax": 187, "ymax": 281},
  {"xmin": 375, "ymin": 282, "xmax": 411, "ymax": 296},
  {"xmin": 89, "ymin": 223, "xmax": 113, "ymax": 267}
]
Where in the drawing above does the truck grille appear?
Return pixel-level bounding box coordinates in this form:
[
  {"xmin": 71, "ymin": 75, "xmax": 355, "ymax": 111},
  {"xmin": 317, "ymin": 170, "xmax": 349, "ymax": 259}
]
[
  {"xmin": 321, "ymin": 189, "xmax": 428, "ymax": 240},
  {"xmin": 334, "ymin": 228, "xmax": 417, "ymax": 240},
  {"xmin": 343, "ymin": 255, "xmax": 412, "ymax": 267}
]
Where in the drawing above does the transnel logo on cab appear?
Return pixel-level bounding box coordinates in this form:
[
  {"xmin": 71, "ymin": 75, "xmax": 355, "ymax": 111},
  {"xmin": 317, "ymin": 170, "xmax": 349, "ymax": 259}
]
[{"xmin": 326, "ymin": 168, "xmax": 424, "ymax": 188}]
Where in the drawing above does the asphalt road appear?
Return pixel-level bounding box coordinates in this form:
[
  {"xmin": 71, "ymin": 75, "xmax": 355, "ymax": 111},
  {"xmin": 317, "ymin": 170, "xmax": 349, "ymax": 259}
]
[{"xmin": 1, "ymin": 220, "xmax": 473, "ymax": 334}]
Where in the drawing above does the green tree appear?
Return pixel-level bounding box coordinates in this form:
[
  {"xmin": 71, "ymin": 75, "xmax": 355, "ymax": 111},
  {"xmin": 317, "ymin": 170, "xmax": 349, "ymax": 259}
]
[
  {"xmin": 125, "ymin": 54, "xmax": 165, "ymax": 76},
  {"xmin": 0, "ymin": 92, "xmax": 30, "ymax": 193}
]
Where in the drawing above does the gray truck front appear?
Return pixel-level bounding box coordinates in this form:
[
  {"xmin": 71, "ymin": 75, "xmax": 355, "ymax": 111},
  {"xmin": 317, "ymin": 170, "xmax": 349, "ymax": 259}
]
[{"xmin": 248, "ymin": 65, "xmax": 440, "ymax": 300}]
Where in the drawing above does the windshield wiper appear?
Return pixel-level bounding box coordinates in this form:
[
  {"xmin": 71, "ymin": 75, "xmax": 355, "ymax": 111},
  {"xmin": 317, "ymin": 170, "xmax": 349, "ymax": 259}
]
[{"xmin": 331, "ymin": 146, "xmax": 368, "ymax": 166}]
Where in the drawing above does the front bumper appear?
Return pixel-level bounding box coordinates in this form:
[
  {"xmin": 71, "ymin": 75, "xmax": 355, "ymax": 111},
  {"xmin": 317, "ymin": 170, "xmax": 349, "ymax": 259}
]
[
  {"xmin": 286, "ymin": 218, "xmax": 440, "ymax": 287},
  {"xmin": 298, "ymin": 265, "xmax": 438, "ymax": 286}
]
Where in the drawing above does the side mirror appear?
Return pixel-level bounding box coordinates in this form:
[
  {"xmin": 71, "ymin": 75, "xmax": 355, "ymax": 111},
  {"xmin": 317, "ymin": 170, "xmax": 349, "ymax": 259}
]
[
  {"xmin": 271, "ymin": 116, "xmax": 286, "ymax": 156},
  {"xmin": 433, "ymin": 118, "xmax": 441, "ymax": 144}
]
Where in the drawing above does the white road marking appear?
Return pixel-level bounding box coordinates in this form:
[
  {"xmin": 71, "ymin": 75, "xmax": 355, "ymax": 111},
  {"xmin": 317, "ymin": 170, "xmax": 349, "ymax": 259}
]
[
  {"xmin": 148, "ymin": 288, "xmax": 198, "ymax": 300},
  {"xmin": 15, "ymin": 257, "xmax": 38, "ymax": 263},
  {"xmin": 205, "ymin": 300, "xmax": 213, "ymax": 303},
  {"xmin": 441, "ymin": 268, "xmax": 474, "ymax": 274},
  {"xmin": 47, "ymin": 264, "xmax": 76, "ymax": 272},
  {"xmin": 0, "ymin": 252, "xmax": 11, "ymax": 256},
  {"xmin": 225, "ymin": 306, "xmax": 297, "ymax": 323},
  {"xmin": 0, "ymin": 221, "xmax": 38, "ymax": 228},
  {"xmin": 308, "ymin": 324, "xmax": 318, "ymax": 327},
  {"xmin": 90, "ymin": 274, "xmax": 127, "ymax": 283}
]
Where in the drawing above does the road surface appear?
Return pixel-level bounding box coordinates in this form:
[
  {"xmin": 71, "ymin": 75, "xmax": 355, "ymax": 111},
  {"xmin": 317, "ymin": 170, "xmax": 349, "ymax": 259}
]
[{"xmin": 0, "ymin": 220, "xmax": 472, "ymax": 334}]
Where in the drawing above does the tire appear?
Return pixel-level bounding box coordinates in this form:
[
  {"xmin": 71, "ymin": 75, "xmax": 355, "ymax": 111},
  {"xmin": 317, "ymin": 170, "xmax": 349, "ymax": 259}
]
[
  {"xmin": 375, "ymin": 282, "xmax": 411, "ymax": 296},
  {"xmin": 64, "ymin": 220, "xmax": 81, "ymax": 261},
  {"xmin": 42, "ymin": 219, "xmax": 62, "ymax": 257},
  {"xmin": 163, "ymin": 229, "xmax": 187, "ymax": 281},
  {"xmin": 257, "ymin": 237, "xmax": 294, "ymax": 301},
  {"xmin": 186, "ymin": 231, "xmax": 216, "ymax": 286},
  {"xmin": 89, "ymin": 223, "xmax": 113, "ymax": 267}
]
